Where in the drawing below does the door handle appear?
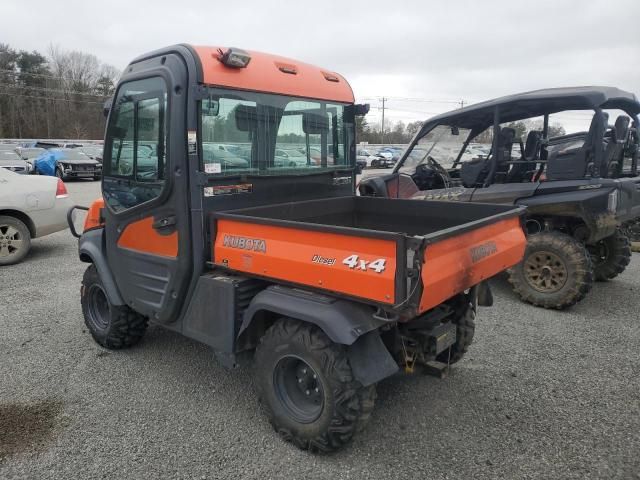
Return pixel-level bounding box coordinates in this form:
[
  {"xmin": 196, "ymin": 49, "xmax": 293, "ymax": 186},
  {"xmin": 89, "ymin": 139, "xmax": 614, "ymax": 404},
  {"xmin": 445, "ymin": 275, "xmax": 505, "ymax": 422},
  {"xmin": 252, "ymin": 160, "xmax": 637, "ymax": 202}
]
[{"xmin": 152, "ymin": 215, "xmax": 177, "ymax": 233}]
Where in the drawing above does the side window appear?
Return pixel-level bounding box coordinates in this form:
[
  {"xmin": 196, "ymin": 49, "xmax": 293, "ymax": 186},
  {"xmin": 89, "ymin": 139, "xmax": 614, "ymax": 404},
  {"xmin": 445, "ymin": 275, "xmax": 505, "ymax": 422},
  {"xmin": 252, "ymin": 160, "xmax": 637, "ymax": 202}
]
[{"xmin": 103, "ymin": 77, "xmax": 167, "ymax": 213}]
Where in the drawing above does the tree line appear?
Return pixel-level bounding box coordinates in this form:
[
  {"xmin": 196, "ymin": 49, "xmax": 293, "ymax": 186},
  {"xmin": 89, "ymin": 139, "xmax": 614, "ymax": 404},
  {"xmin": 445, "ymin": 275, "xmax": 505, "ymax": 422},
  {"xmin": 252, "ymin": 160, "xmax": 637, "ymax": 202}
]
[{"xmin": 0, "ymin": 43, "xmax": 120, "ymax": 139}]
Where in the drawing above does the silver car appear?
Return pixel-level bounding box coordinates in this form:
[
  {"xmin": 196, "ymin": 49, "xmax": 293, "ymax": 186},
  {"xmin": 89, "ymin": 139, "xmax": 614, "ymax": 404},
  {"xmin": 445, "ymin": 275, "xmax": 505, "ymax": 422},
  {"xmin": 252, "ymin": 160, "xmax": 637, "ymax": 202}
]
[
  {"xmin": 0, "ymin": 151, "xmax": 31, "ymax": 174},
  {"xmin": 0, "ymin": 168, "xmax": 72, "ymax": 265}
]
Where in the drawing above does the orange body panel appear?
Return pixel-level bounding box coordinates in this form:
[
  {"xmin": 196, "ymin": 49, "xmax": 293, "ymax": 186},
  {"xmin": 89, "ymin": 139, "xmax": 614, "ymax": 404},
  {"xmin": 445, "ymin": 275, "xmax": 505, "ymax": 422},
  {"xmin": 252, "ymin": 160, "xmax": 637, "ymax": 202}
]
[
  {"xmin": 213, "ymin": 219, "xmax": 397, "ymax": 304},
  {"xmin": 83, "ymin": 198, "xmax": 105, "ymax": 231},
  {"xmin": 117, "ymin": 217, "xmax": 178, "ymax": 258},
  {"xmin": 192, "ymin": 46, "xmax": 354, "ymax": 103},
  {"xmin": 419, "ymin": 217, "xmax": 526, "ymax": 313}
]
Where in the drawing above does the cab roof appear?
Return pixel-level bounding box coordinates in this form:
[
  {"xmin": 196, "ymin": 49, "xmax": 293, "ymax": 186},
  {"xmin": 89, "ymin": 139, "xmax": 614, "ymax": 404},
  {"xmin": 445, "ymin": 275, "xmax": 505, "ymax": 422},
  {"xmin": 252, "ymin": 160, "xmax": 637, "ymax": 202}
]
[
  {"xmin": 424, "ymin": 86, "xmax": 640, "ymax": 131},
  {"xmin": 191, "ymin": 45, "xmax": 354, "ymax": 103}
]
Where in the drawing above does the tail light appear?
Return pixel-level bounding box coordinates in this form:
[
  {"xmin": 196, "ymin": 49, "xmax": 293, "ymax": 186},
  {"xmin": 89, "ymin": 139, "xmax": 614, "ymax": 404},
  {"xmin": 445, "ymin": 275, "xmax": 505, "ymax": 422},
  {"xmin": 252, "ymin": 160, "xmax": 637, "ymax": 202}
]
[{"xmin": 56, "ymin": 178, "xmax": 68, "ymax": 198}]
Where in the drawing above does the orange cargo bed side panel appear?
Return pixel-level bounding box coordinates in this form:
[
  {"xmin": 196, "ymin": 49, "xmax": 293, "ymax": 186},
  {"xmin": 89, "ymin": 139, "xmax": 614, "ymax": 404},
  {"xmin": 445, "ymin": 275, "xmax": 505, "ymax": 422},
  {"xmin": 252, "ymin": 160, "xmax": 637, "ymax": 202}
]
[
  {"xmin": 213, "ymin": 219, "xmax": 397, "ymax": 304},
  {"xmin": 419, "ymin": 217, "xmax": 526, "ymax": 313}
]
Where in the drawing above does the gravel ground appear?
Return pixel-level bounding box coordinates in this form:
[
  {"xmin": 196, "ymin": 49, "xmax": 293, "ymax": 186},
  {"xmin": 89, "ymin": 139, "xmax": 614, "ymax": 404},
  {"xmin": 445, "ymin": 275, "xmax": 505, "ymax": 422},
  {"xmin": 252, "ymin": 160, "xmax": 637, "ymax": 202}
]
[{"xmin": 1, "ymin": 179, "xmax": 639, "ymax": 480}]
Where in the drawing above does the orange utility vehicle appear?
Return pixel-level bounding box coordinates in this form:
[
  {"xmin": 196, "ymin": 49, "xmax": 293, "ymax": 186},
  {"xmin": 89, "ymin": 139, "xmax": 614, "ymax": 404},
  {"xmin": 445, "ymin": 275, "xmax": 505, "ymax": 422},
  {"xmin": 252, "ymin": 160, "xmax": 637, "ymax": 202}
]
[{"xmin": 69, "ymin": 44, "xmax": 526, "ymax": 452}]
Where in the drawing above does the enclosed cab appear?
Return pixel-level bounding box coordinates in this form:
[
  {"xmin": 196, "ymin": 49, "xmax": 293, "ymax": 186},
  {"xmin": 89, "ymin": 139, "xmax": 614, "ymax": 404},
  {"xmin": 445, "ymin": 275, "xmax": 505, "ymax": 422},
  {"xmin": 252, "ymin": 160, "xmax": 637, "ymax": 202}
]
[{"xmin": 71, "ymin": 44, "xmax": 526, "ymax": 452}]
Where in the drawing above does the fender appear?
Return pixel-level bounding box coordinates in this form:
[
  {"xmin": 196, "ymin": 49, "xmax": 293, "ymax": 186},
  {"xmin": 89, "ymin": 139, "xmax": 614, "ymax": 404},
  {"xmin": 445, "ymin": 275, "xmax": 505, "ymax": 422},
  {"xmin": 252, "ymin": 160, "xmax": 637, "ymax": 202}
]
[
  {"xmin": 240, "ymin": 285, "xmax": 398, "ymax": 385},
  {"xmin": 78, "ymin": 228, "xmax": 125, "ymax": 306}
]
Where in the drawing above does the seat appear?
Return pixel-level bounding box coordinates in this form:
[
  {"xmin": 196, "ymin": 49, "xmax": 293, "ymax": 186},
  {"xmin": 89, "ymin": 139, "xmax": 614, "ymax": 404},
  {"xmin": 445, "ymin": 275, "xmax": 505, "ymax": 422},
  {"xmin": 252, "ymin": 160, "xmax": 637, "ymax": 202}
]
[
  {"xmin": 495, "ymin": 127, "xmax": 516, "ymax": 181},
  {"xmin": 546, "ymin": 112, "xmax": 608, "ymax": 181},
  {"xmin": 460, "ymin": 127, "xmax": 514, "ymax": 187},
  {"xmin": 602, "ymin": 115, "xmax": 630, "ymax": 177},
  {"xmin": 506, "ymin": 130, "xmax": 543, "ymax": 182}
]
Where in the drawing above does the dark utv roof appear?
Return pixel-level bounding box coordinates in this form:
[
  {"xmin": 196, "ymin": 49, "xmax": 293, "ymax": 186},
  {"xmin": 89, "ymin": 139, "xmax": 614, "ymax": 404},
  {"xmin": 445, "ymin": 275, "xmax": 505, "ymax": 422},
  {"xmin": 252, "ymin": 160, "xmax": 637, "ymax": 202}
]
[{"xmin": 423, "ymin": 86, "xmax": 640, "ymax": 131}]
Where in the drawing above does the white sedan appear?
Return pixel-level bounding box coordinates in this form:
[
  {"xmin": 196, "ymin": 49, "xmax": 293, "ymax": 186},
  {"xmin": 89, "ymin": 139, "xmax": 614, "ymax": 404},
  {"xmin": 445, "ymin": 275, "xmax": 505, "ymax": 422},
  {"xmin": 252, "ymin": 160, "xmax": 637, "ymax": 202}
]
[{"xmin": 0, "ymin": 168, "xmax": 72, "ymax": 265}]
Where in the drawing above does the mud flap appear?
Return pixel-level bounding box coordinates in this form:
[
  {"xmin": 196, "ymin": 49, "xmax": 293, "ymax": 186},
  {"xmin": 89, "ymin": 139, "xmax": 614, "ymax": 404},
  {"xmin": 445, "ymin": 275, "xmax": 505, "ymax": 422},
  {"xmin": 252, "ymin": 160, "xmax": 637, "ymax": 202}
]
[
  {"xmin": 477, "ymin": 281, "xmax": 494, "ymax": 307},
  {"xmin": 347, "ymin": 330, "xmax": 399, "ymax": 387}
]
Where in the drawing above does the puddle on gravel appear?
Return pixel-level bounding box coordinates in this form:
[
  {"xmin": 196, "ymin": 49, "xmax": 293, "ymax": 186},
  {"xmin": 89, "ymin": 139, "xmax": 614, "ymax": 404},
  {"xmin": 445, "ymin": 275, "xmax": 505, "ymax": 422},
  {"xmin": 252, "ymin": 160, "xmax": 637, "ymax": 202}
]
[{"xmin": 0, "ymin": 400, "xmax": 63, "ymax": 462}]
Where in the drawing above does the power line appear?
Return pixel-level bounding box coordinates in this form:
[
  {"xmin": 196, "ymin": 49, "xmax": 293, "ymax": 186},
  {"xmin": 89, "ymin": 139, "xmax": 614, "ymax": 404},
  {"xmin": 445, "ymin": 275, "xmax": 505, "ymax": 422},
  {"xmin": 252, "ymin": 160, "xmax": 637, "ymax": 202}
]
[
  {"xmin": 0, "ymin": 67, "xmax": 116, "ymax": 83},
  {"xmin": 0, "ymin": 82, "xmax": 109, "ymax": 98},
  {"xmin": 0, "ymin": 91, "xmax": 105, "ymax": 105}
]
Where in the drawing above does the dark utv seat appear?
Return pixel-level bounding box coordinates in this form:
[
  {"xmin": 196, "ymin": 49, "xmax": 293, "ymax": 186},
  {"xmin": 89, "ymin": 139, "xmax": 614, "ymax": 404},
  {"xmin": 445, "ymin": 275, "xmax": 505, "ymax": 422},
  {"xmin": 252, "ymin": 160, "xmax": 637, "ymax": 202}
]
[
  {"xmin": 602, "ymin": 115, "xmax": 631, "ymax": 177},
  {"xmin": 546, "ymin": 112, "xmax": 608, "ymax": 181},
  {"xmin": 506, "ymin": 130, "xmax": 543, "ymax": 182},
  {"xmin": 460, "ymin": 127, "xmax": 514, "ymax": 187}
]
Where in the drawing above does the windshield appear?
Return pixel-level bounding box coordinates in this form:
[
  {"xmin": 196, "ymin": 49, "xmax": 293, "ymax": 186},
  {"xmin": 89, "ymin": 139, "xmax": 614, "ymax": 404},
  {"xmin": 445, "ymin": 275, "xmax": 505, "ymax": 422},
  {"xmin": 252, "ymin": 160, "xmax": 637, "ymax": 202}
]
[
  {"xmin": 200, "ymin": 88, "xmax": 354, "ymax": 175},
  {"xmin": 399, "ymin": 124, "xmax": 471, "ymax": 173},
  {"xmin": 59, "ymin": 150, "xmax": 90, "ymax": 161}
]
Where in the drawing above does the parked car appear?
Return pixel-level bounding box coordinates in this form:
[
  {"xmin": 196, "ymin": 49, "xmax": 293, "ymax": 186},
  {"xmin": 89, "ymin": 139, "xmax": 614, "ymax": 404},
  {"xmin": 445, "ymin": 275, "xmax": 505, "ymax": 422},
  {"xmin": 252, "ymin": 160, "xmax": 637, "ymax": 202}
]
[
  {"xmin": 35, "ymin": 149, "xmax": 102, "ymax": 180},
  {"xmin": 202, "ymin": 143, "xmax": 250, "ymax": 171},
  {"xmin": 274, "ymin": 148, "xmax": 309, "ymax": 167},
  {"xmin": 356, "ymin": 148, "xmax": 378, "ymax": 168},
  {"xmin": 78, "ymin": 145, "xmax": 103, "ymax": 163},
  {"xmin": 0, "ymin": 167, "xmax": 71, "ymax": 265},
  {"xmin": 0, "ymin": 143, "xmax": 20, "ymax": 151},
  {"xmin": 0, "ymin": 151, "xmax": 31, "ymax": 174}
]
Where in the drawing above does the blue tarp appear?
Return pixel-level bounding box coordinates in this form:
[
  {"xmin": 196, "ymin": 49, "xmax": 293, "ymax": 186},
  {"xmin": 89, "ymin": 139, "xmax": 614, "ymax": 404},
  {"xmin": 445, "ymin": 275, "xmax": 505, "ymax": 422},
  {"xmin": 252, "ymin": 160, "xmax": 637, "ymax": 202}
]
[{"xmin": 33, "ymin": 150, "xmax": 64, "ymax": 176}]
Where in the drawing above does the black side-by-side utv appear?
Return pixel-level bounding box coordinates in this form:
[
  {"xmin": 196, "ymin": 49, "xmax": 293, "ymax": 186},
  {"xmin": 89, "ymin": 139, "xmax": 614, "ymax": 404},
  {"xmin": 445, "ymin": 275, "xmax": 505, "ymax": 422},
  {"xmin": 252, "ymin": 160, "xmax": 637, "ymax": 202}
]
[{"xmin": 360, "ymin": 86, "xmax": 640, "ymax": 309}]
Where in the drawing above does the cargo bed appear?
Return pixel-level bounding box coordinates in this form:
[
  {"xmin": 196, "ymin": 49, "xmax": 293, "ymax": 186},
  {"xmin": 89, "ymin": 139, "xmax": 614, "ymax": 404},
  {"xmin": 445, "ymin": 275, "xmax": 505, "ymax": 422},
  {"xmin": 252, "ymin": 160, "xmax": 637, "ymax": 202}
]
[{"xmin": 212, "ymin": 196, "xmax": 526, "ymax": 314}]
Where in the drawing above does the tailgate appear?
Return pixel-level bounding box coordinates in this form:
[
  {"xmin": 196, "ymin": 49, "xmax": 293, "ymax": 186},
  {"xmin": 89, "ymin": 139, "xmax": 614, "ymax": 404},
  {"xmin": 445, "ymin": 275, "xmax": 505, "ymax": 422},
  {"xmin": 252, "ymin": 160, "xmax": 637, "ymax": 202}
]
[
  {"xmin": 419, "ymin": 216, "xmax": 526, "ymax": 313},
  {"xmin": 213, "ymin": 218, "xmax": 400, "ymax": 304}
]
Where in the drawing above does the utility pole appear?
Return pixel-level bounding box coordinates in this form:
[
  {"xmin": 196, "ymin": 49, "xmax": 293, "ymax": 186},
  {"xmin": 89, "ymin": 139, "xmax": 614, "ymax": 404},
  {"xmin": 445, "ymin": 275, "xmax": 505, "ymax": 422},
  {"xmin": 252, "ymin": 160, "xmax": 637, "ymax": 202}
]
[{"xmin": 381, "ymin": 97, "xmax": 386, "ymax": 144}]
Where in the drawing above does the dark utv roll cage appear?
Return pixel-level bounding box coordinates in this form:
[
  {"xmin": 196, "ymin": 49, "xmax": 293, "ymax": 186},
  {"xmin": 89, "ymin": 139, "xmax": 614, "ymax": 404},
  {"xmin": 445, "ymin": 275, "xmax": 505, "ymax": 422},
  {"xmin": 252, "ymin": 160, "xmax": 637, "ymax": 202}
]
[{"xmin": 396, "ymin": 87, "xmax": 640, "ymax": 184}]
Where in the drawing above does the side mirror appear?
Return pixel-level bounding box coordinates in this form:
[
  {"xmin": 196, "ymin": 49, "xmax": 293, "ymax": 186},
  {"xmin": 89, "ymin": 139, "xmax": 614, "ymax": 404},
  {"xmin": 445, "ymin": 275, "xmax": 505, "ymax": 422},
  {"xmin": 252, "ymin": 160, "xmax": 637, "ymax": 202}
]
[
  {"xmin": 353, "ymin": 103, "xmax": 370, "ymax": 116},
  {"xmin": 202, "ymin": 99, "xmax": 219, "ymax": 117},
  {"xmin": 103, "ymin": 97, "xmax": 112, "ymax": 118},
  {"xmin": 303, "ymin": 112, "xmax": 329, "ymax": 134}
]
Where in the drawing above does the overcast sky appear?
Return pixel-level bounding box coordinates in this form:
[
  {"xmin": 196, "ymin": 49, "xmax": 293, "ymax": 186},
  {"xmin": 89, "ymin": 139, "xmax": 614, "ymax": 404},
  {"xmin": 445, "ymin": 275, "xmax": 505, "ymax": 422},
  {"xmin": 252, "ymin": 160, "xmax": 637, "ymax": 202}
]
[{"xmin": 2, "ymin": 0, "xmax": 639, "ymax": 128}]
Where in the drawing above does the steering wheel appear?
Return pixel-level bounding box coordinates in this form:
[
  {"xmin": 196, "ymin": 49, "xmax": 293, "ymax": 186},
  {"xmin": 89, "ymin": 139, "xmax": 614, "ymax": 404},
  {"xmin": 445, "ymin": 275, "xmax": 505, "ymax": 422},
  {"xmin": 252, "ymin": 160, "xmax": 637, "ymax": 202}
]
[{"xmin": 426, "ymin": 156, "xmax": 451, "ymax": 181}]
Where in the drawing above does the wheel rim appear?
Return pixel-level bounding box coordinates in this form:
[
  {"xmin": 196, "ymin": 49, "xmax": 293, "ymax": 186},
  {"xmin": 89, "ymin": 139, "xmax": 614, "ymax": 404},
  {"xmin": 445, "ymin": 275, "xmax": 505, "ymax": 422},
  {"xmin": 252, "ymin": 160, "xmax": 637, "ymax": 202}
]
[
  {"xmin": 524, "ymin": 250, "xmax": 568, "ymax": 293},
  {"xmin": 0, "ymin": 224, "xmax": 25, "ymax": 259},
  {"xmin": 273, "ymin": 355, "xmax": 324, "ymax": 424},
  {"xmin": 86, "ymin": 284, "xmax": 111, "ymax": 330}
]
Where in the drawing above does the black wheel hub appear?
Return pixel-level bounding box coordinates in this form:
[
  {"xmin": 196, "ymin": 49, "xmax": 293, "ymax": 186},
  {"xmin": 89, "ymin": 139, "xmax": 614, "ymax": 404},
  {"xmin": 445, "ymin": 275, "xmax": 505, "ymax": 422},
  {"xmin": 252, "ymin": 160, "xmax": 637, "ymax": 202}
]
[
  {"xmin": 86, "ymin": 284, "xmax": 111, "ymax": 330},
  {"xmin": 273, "ymin": 355, "xmax": 324, "ymax": 424},
  {"xmin": 524, "ymin": 250, "xmax": 568, "ymax": 293}
]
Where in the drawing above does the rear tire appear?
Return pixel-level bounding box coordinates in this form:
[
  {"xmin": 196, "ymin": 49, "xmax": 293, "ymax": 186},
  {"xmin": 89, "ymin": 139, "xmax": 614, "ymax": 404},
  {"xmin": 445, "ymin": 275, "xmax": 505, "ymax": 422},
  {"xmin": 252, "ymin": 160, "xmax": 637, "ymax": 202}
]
[
  {"xmin": 436, "ymin": 303, "xmax": 475, "ymax": 364},
  {"xmin": 588, "ymin": 228, "xmax": 631, "ymax": 281},
  {"xmin": 81, "ymin": 264, "xmax": 148, "ymax": 349},
  {"xmin": 254, "ymin": 318, "xmax": 376, "ymax": 453},
  {"xmin": 0, "ymin": 215, "xmax": 31, "ymax": 266},
  {"xmin": 371, "ymin": 159, "xmax": 379, "ymax": 168},
  {"xmin": 508, "ymin": 231, "xmax": 593, "ymax": 309}
]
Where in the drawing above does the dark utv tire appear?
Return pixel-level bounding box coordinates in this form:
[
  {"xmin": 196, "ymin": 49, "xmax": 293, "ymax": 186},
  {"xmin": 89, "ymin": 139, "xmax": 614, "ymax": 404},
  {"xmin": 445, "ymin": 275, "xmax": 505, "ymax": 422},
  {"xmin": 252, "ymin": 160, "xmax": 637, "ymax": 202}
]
[
  {"xmin": 508, "ymin": 231, "xmax": 593, "ymax": 310},
  {"xmin": 81, "ymin": 264, "xmax": 148, "ymax": 349},
  {"xmin": 588, "ymin": 229, "xmax": 631, "ymax": 282},
  {"xmin": 254, "ymin": 318, "xmax": 376, "ymax": 453},
  {"xmin": 436, "ymin": 303, "xmax": 475, "ymax": 365}
]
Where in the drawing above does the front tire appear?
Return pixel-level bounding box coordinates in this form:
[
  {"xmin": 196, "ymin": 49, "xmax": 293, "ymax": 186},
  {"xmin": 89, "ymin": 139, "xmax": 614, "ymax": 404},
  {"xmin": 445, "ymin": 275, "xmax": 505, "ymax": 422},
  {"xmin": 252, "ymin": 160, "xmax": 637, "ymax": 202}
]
[
  {"xmin": 254, "ymin": 318, "xmax": 376, "ymax": 453},
  {"xmin": 508, "ymin": 231, "xmax": 593, "ymax": 309},
  {"xmin": 81, "ymin": 264, "xmax": 148, "ymax": 349},
  {"xmin": 588, "ymin": 228, "xmax": 631, "ymax": 281},
  {"xmin": 56, "ymin": 167, "xmax": 65, "ymax": 180},
  {"xmin": 0, "ymin": 215, "xmax": 31, "ymax": 265}
]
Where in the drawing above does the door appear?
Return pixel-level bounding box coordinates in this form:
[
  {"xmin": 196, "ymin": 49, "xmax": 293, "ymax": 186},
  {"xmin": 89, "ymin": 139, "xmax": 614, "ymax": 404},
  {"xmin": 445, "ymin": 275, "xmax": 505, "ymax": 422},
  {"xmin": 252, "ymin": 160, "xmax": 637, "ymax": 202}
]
[{"xmin": 102, "ymin": 72, "xmax": 191, "ymax": 323}]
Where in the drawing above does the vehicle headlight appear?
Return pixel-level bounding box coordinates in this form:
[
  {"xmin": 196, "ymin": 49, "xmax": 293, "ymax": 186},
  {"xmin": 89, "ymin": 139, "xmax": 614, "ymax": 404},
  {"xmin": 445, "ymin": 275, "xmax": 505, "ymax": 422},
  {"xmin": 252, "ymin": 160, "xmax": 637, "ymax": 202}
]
[{"xmin": 608, "ymin": 189, "xmax": 619, "ymax": 214}]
